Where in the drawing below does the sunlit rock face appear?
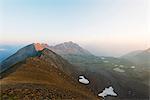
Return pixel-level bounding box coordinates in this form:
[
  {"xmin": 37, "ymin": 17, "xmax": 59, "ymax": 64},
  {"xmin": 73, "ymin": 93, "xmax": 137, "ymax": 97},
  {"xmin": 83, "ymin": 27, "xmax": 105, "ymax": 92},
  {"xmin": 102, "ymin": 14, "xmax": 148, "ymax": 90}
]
[{"xmin": 34, "ymin": 43, "xmax": 45, "ymax": 51}]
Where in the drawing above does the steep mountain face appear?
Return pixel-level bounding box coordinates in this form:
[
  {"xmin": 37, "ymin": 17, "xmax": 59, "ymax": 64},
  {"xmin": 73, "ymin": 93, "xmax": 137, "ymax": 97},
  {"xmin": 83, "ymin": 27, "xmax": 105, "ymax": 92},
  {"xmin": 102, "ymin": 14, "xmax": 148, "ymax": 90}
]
[
  {"xmin": 121, "ymin": 48, "xmax": 150, "ymax": 67},
  {"xmin": 48, "ymin": 41, "xmax": 92, "ymax": 56},
  {"xmin": 0, "ymin": 44, "xmax": 37, "ymax": 73},
  {"xmin": 0, "ymin": 43, "xmax": 48, "ymax": 73},
  {"xmin": 0, "ymin": 45, "xmax": 98, "ymax": 99}
]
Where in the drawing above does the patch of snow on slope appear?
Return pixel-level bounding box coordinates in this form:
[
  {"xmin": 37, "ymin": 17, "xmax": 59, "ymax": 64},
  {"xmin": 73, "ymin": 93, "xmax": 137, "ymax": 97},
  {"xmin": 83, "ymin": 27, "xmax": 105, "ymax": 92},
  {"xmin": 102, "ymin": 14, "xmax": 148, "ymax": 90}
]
[
  {"xmin": 131, "ymin": 66, "xmax": 135, "ymax": 68},
  {"xmin": 119, "ymin": 65, "xmax": 124, "ymax": 68},
  {"xmin": 113, "ymin": 68, "xmax": 125, "ymax": 72},
  {"xmin": 101, "ymin": 57, "xmax": 106, "ymax": 60},
  {"xmin": 103, "ymin": 61, "xmax": 109, "ymax": 63},
  {"xmin": 79, "ymin": 76, "xmax": 89, "ymax": 84},
  {"xmin": 98, "ymin": 86, "xmax": 117, "ymax": 98}
]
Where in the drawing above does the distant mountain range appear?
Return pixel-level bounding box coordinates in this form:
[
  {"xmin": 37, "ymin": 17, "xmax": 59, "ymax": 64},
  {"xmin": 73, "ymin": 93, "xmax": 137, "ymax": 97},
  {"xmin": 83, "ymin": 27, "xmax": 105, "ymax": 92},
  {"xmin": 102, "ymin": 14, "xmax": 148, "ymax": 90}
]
[
  {"xmin": 121, "ymin": 48, "xmax": 150, "ymax": 67},
  {"xmin": 47, "ymin": 41, "xmax": 92, "ymax": 56},
  {"xmin": 0, "ymin": 42, "xmax": 149, "ymax": 100}
]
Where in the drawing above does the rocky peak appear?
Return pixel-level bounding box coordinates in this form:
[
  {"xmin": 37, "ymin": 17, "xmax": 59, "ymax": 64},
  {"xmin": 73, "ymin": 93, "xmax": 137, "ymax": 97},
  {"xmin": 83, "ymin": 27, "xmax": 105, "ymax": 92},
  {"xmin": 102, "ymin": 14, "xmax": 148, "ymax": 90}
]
[
  {"xmin": 33, "ymin": 43, "xmax": 45, "ymax": 51},
  {"xmin": 48, "ymin": 41, "xmax": 92, "ymax": 55}
]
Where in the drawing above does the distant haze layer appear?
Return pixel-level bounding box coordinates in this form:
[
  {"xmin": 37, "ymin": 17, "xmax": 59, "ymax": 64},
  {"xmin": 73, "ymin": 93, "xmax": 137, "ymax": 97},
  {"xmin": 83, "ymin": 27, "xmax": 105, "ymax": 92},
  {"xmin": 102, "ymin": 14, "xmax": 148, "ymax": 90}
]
[{"xmin": 0, "ymin": 41, "xmax": 149, "ymax": 57}]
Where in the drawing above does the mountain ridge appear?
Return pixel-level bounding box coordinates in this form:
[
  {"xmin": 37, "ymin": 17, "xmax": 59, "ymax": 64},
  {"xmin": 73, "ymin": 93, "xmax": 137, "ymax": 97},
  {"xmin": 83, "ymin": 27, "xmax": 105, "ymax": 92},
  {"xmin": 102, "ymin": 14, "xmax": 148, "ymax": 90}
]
[
  {"xmin": 121, "ymin": 48, "xmax": 150, "ymax": 67},
  {"xmin": 0, "ymin": 44, "xmax": 38, "ymax": 73}
]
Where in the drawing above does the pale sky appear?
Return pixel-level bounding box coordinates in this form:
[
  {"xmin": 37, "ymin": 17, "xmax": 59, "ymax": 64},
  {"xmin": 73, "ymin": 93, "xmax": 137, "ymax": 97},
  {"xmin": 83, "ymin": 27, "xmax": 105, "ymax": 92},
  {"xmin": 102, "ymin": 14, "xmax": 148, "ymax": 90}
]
[{"xmin": 0, "ymin": 0, "xmax": 149, "ymax": 56}]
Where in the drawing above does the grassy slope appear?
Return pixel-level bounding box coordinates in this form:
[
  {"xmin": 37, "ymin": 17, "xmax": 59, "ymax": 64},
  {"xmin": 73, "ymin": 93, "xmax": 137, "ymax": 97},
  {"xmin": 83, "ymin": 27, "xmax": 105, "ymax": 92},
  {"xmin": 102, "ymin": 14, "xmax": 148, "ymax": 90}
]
[{"xmin": 0, "ymin": 57, "xmax": 99, "ymax": 100}]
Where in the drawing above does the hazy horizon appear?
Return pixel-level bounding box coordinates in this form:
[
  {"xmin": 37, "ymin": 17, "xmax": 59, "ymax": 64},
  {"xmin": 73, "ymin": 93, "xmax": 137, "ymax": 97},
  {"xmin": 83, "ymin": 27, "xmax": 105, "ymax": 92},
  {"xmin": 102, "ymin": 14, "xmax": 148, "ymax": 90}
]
[{"xmin": 0, "ymin": 0, "xmax": 150, "ymax": 57}]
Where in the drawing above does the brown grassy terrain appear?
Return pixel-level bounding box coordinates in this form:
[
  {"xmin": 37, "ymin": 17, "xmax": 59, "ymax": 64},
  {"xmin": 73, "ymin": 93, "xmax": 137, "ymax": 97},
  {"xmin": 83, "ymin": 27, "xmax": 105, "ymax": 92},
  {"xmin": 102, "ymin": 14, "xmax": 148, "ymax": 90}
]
[{"xmin": 0, "ymin": 57, "xmax": 99, "ymax": 100}]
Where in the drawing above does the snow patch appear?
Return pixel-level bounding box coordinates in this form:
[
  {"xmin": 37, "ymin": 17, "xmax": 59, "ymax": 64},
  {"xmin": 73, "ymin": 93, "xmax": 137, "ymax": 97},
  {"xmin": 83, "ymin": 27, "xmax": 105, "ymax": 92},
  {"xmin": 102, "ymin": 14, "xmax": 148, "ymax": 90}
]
[
  {"xmin": 113, "ymin": 68, "xmax": 125, "ymax": 72},
  {"xmin": 98, "ymin": 86, "xmax": 117, "ymax": 98},
  {"xmin": 131, "ymin": 66, "xmax": 135, "ymax": 68},
  {"xmin": 101, "ymin": 57, "xmax": 106, "ymax": 60},
  {"xmin": 119, "ymin": 65, "xmax": 124, "ymax": 68},
  {"xmin": 103, "ymin": 61, "xmax": 109, "ymax": 63},
  {"xmin": 78, "ymin": 76, "xmax": 89, "ymax": 84}
]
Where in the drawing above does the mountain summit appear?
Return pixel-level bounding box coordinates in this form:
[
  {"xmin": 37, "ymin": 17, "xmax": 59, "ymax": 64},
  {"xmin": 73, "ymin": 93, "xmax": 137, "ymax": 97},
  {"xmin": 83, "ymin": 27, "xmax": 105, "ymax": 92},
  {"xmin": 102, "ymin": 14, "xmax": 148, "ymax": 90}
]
[
  {"xmin": 33, "ymin": 43, "xmax": 45, "ymax": 51},
  {"xmin": 48, "ymin": 41, "xmax": 92, "ymax": 56}
]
